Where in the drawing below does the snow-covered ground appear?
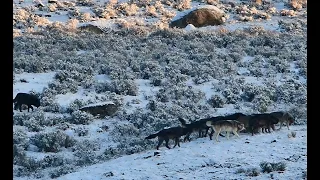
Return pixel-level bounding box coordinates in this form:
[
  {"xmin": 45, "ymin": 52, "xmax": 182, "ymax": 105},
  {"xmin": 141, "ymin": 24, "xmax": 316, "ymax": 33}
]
[{"xmin": 58, "ymin": 125, "xmax": 306, "ymax": 180}]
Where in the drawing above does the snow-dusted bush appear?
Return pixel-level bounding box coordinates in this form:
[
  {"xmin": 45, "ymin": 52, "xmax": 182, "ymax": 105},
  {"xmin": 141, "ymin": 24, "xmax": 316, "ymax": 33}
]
[
  {"xmin": 76, "ymin": 0, "xmax": 95, "ymax": 6},
  {"xmin": 116, "ymin": 138, "xmax": 149, "ymax": 155},
  {"xmin": 207, "ymin": 95, "xmax": 225, "ymax": 108},
  {"xmin": 69, "ymin": 110, "xmax": 94, "ymax": 125},
  {"xmin": 252, "ymin": 94, "xmax": 272, "ymax": 113},
  {"xmin": 73, "ymin": 139, "xmax": 100, "ymax": 166},
  {"xmin": 74, "ymin": 126, "xmax": 89, "ymax": 136},
  {"xmin": 117, "ymin": 2, "xmax": 140, "ymax": 16},
  {"xmin": 24, "ymin": 117, "xmax": 44, "ymax": 132},
  {"xmin": 96, "ymin": 80, "xmax": 138, "ymax": 96},
  {"xmin": 13, "ymin": 113, "xmax": 30, "ymax": 126},
  {"xmin": 260, "ymin": 161, "xmax": 286, "ymax": 173},
  {"xmin": 39, "ymin": 154, "xmax": 66, "ymax": 169},
  {"xmin": 49, "ymin": 165, "xmax": 76, "ymax": 178},
  {"xmin": 30, "ymin": 130, "xmax": 76, "ymax": 152},
  {"xmin": 175, "ymin": 0, "xmax": 191, "ymax": 11},
  {"xmin": 288, "ymin": 106, "xmax": 307, "ymax": 124},
  {"xmin": 110, "ymin": 123, "xmax": 140, "ymax": 138},
  {"xmin": 48, "ymin": 79, "xmax": 78, "ymax": 94},
  {"xmin": 235, "ymin": 167, "xmax": 260, "ymax": 177},
  {"xmin": 66, "ymin": 99, "xmax": 85, "ymax": 114},
  {"xmin": 222, "ymin": 88, "xmax": 240, "ymax": 104},
  {"xmin": 155, "ymin": 88, "xmax": 170, "ymax": 102},
  {"xmin": 13, "ymin": 144, "xmax": 27, "ymax": 166},
  {"xmin": 13, "ymin": 128, "xmax": 28, "ymax": 149}
]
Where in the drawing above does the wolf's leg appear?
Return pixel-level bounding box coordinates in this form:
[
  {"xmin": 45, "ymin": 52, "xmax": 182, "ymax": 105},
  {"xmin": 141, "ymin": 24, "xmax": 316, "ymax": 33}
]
[
  {"xmin": 165, "ymin": 138, "xmax": 171, "ymax": 149},
  {"xmin": 226, "ymin": 131, "xmax": 230, "ymax": 140},
  {"xmin": 251, "ymin": 127, "xmax": 255, "ymax": 136},
  {"xmin": 267, "ymin": 126, "xmax": 271, "ymax": 133},
  {"xmin": 183, "ymin": 135, "xmax": 188, "ymax": 142},
  {"xmin": 233, "ymin": 130, "xmax": 240, "ymax": 138},
  {"xmin": 18, "ymin": 104, "xmax": 22, "ymax": 112},
  {"xmin": 204, "ymin": 127, "xmax": 209, "ymax": 137},
  {"xmin": 198, "ymin": 130, "xmax": 202, "ymax": 138},
  {"xmin": 215, "ymin": 129, "xmax": 221, "ymax": 142},
  {"xmin": 286, "ymin": 121, "xmax": 290, "ymax": 130},
  {"xmin": 278, "ymin": 122, "xmax": 283, "ymax": 130},
  {"xmin": 173, "ymin": 137, "xmax": 180, "ymax": 148},
  {"xmin": 271, "ymin": 124, "xmax": 275, "ymax": 132},
  {"xmin": 209, "ymin": 127, "xmax": 214, "ymax": 140},
  {"xmin": 157, "ymin": 138, "xmax": 164, "ymax": 150}
]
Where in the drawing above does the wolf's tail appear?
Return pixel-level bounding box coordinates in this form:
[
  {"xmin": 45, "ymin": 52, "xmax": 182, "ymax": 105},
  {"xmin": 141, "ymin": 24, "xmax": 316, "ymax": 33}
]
[
  {"xmin": 145, "ymin": 133, "xmax": 158, "ymax": 139},
  {"xmin": 206, "ymin": 120, "xmax": 213, "ymax": 127},
  {"xmin": 178, "ymin": 117, "xmax": 187, "ymax": 126}
]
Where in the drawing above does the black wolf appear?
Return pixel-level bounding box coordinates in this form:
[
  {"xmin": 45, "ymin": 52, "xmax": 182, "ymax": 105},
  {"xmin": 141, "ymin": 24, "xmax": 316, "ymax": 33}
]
[
  {"xmin": 145, "ymin": 126, "xmax": 191, "ymax": 150},
  {"xmin": 178, "ymin": 117, "xmax": 211, "ymax": 141},
  {"xmin": 13, "ymin": 93, "xmax": 40, "ymax": 112},
  {"xmin": 248, "ymin": 113, "xmax": 279, "ymax": 136}
]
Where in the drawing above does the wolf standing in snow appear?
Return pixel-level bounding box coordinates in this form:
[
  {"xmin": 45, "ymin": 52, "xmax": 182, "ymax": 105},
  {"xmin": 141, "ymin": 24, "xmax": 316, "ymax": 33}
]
[
  {"xmin": 145, "ymin": 126, "xmax": 191, "ymax": 150},
  {"xmin": 206, "ymin": 120, "xmax": 245, "ymax": 142},
  {"xmin": 13, "ymin": 93, "xmax": 40, "ymax": 112}
]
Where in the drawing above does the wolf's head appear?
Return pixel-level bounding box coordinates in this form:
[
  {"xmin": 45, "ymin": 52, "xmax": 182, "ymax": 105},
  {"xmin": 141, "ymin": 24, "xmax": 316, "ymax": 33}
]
[
  {"xmin": 236, "ymin": 122, "xmax": 245, "ymax": 132},
  {"xmin": 34, "ymin": 99, "xmax": 40, "ymax": 108},
  {"xmin": 286, "ymin": 113, "xmax": 295, "ymax": 125}
]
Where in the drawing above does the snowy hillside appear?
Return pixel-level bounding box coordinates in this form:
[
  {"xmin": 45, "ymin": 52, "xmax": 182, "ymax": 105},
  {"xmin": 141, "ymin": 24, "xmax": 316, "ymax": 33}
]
[{"xmin": 13, "ymin": 0, "xmax": 307, "ymax": 179}]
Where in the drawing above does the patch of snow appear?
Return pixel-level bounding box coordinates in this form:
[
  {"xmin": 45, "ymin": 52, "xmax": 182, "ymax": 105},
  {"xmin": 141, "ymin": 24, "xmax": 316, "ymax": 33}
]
[
  {"xmin": 55, "ymin": 88, "xmax": 106, "ymax": 108},
  {"xmin": 94, "ymin": 74, "xmax": 112, "ymax": 83},
  {"xmin": 184, "ymin": 24, "xmax": 197, "ymax": 31},
  {"xmin": 13, "ymin": 72, "xmax": 56, "ymax": 98}
]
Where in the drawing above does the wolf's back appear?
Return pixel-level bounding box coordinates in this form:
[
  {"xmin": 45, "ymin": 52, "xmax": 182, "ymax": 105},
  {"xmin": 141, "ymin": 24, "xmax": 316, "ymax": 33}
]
[
  {"xmin": 178, "ymin": 117, "xmax": 187, "ymax": 125},
  {"xmin": 145, "ymin": 133, "xmax": 158, "ymax": 139}
]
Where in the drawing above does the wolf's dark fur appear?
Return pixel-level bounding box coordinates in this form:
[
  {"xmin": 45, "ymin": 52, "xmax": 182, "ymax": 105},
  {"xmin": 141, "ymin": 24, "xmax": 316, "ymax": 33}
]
[
  {"xmin": 178, "ymin": 117, "xmax": 227, "ymax": 141},
  {"xmin": 13, "ymin": 93, "xmax": 40, "ymax": 112},
  {"xmin": 145, "ymin": 126, "xmax": 191, "ymax": 150},
  {"xmin": 248, "ymin": 113, "xmax": 279, "ymax": 136}
]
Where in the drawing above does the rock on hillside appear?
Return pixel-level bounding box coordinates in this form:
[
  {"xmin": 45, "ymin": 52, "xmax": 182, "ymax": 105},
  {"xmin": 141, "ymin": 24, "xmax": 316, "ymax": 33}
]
[
  {"xmin": 79, "ymin": 101, "xmax": 119, "ymax": 118},
  {"xmin": 170, "ymin": 5, "xmax": 227, "ymax": 28}
]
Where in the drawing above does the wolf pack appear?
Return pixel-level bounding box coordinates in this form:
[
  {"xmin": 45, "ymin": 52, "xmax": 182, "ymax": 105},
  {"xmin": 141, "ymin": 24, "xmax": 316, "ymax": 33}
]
[
  {"xmin": 12, "ymin": 93, "xmax": 295, "ymax": 151},
  {"xmin": 145, "ymin": 112, "xmax": 295, "ymax": 150}
]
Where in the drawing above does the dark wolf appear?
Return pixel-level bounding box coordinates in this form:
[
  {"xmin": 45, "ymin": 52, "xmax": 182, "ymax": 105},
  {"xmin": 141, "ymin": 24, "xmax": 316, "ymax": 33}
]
[
  {"xmin": 13, "ymin": 93, "xmax": 40, "ymax": 112},
  {"xmin": 248, "ymin": 113, "xmax": 279, "ymax": 136},
  {"xmin": 145, "ymin": 126, "xmax": 191, "ymax": 150},
  {"xmin": 178, "ymin": 117, "xmax": 213, "ymax": 141},
  {"xmin": 269, "ymin": 111, "xmax": 295, "ymax": 130}
]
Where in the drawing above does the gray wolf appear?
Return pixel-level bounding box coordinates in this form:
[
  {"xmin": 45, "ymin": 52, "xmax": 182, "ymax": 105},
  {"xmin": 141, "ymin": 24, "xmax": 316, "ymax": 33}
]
[
  {"xmin": 269, "ymin": 111, "xmax": 295, "ymax": 130},
  {"xmin": 13, "ymin": 93, "xmax": 40, "ymax": 112},
  {"xmin": 145, "ymin": 126, "xmax": 191, "ymax": 150},
  {"xmin": 206, "ymin": 120, "xmax": 245, "ymax": 142}
]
